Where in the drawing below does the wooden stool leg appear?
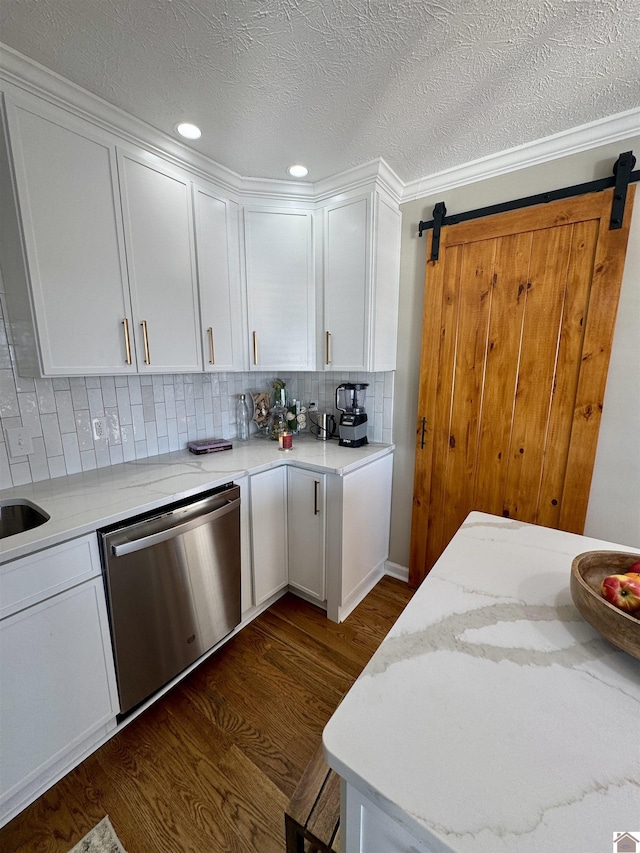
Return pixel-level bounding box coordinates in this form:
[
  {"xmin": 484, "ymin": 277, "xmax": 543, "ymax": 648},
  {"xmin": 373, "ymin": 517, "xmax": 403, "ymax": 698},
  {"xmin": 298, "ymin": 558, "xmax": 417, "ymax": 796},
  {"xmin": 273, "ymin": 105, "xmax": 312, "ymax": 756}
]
[{"xmin": 285, "ymin": 814, "xmax": 306, "ymax": 853}]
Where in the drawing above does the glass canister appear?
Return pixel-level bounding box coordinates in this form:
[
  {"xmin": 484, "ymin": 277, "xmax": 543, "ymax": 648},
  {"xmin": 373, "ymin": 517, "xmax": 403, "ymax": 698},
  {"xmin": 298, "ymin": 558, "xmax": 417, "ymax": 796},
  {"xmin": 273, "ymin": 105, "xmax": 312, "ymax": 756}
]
[{"xmin": 268, "ymin": 404, "xmax": 288, "ymax": 441}]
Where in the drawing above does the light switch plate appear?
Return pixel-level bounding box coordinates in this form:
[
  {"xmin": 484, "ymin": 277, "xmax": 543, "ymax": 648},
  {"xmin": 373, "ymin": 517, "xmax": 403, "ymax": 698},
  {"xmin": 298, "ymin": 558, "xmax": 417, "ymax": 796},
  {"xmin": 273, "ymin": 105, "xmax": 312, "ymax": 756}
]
[{"xmin": 6, "ymin": 427, "xmax": 34, "ymax": 458}]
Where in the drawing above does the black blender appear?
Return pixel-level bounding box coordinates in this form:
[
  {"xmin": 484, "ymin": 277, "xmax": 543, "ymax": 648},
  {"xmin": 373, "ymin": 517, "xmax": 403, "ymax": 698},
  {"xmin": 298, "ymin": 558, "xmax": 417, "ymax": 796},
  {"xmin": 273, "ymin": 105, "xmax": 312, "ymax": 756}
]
[{"xmin": 335, "ymin": 383, "xmax": 369, "ymax": 447}]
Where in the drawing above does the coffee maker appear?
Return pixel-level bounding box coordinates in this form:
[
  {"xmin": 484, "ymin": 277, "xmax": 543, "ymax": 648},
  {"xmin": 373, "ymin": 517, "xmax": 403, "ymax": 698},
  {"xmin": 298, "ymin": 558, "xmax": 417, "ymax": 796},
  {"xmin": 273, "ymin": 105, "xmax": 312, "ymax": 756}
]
[{"xmin": 335, "ymin": 383, "xmax": 368, "ymax": 447}]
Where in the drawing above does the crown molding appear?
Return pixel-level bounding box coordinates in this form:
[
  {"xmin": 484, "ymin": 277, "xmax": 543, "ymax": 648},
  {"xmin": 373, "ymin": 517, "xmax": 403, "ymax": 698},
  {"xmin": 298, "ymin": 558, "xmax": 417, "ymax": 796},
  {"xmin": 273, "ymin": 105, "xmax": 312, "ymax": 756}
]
[
  {"xmin": 3, "ymin": 41, "xmax": 638, "ymax": 210},
  {"xmin": 0, "ymin": 43, "xmax": 245, "ymax": 196},
  {"xmin": 0, "ymin": 42, "xmax": 401, "ymax": 206},
  {"xmin": 400, "ymin": 107, "xmax": 640, "ymax": 203},
  {"xmin": 313, "ymin": 157, "xmax": 404, "ymax": 204}
]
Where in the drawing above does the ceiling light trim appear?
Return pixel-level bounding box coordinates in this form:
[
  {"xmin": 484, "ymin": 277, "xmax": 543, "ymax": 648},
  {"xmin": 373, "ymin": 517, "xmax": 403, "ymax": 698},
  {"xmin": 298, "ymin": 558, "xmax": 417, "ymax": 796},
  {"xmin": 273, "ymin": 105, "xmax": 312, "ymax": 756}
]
[
  {"xmin": 401, "ymin": 107, "xmax": 640, "ymax": 203},
  {"xmin": 176, "ymin": 122, "xmax": 202, "ymax": 140}
]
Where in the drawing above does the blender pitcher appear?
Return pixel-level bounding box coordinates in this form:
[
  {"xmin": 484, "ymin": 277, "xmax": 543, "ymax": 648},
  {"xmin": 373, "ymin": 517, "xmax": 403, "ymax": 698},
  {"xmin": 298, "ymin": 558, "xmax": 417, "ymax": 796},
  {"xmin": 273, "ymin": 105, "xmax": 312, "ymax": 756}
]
[{"xmin": 335, "ymin": 383, "xmax": 369, "ymax": 447}]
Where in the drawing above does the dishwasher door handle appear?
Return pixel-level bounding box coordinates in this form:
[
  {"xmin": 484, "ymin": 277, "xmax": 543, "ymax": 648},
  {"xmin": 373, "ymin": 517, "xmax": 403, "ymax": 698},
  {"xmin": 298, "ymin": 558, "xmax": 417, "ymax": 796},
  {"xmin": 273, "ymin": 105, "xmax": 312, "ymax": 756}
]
[{"xmin": 111, "ymin": 497, "xmax": 240, "ymax": 557}]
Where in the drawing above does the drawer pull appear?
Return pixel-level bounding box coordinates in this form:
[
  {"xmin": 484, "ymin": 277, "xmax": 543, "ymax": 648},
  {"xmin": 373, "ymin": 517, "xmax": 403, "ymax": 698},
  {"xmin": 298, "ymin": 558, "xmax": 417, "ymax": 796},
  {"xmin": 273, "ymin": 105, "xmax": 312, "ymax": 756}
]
[
  {"xmin": 141, "ymin": 320, "xmax": 151, "ymax": 365},
  {"xmin": 122, "ymin": 318, "xmax": 132, "ymax": 365}
]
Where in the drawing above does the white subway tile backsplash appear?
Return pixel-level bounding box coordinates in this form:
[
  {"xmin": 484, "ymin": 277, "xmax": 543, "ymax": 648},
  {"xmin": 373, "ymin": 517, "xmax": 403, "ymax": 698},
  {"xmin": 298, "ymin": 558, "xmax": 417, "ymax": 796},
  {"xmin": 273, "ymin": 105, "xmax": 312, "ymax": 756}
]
[
  {"xmin": 80, "ymin": 448, "xmax": 97, "ymax": 472},
  {"xmin": 75, "ymin": 410, "xmax": 93, "ymax": 452},
  {"xmin": 87, "ymin": 387, "xmax": 105, "ymax": 418},
  {"xmin": 131, "ymin": 404, "xmax": 145, "ymax": 440},
  {"xmin": 40, "ymin": 413, "xmax": 63, "ymax": 457},
  {"xmin": 0, "ymin": 351, "xmax": 395, "ymax": 487},
  {"xmin": 47, "ymin": 454, "xmax": 67, "ymax": 480},
  {"xmin": 0, "ymin": 369, "xmax": 19, "ymax": 418},
  {"xmin": 34, "ymin": 378, "xmax": 56, "ymax": 414},
  {"xmin": 109, "ymin": 445, "xmax": 124, "ymax": 466},
  {"xmin": 9, "ymin": 460, "xmax": 31, "ymax": 486},
  {"xmin": 101, "ymin": 376, "xmax": 118, "ymax": 408},
  {"xmin": 69, "ymin": 378, "xmax": 89, "ymax": 410},
  {"xmin": 18, "ymin": 391, "xmax": 42, "ymax": 437},
  {"xmin": 61, "ymin": 433, "xmax": 82, "ymax": 475},
  {"xmin": 55, "ymin": 390, "xmax": 76, "ymax": 434},
  {"xmin": 127, "ymin": 375, "xmax": 142, "ymax": 405},
  {"xmin": 0, "ymin": 442, "xmax": 11, "ymax": 489}
]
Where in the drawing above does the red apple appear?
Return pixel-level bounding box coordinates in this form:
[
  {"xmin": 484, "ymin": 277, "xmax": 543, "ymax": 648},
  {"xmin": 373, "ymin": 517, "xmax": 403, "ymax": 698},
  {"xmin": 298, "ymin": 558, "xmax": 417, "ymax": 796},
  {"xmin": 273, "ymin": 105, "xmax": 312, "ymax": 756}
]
[
  {"xmin": 601, "ymin": 574, "xmax": 640, "ymax": 613},
  {"xmin": 625, "ymin": 558, "xmax": 640, "ymax": 577}
]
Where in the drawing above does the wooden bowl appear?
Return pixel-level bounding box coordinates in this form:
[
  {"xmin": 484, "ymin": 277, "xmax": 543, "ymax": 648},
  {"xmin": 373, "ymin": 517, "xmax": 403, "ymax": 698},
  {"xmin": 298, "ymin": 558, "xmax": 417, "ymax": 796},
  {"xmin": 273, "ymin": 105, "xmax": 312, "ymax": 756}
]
[{"xmin": 570, "ymin": 551, "xmax": 640, "ymax": 659}]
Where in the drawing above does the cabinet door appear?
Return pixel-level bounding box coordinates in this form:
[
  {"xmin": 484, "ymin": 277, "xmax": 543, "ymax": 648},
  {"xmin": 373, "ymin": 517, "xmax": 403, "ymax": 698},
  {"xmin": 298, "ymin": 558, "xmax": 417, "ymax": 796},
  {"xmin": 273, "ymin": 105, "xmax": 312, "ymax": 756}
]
[
  {"xmin": 0, "ymin": 578, "xmax": 118, "ymax": 807},
  {"xmin": 250, "ymin": 467, "xmax": 288, "ymax": 605},
  {"xmin": 118, "ymin": 148, "xmax": 202, "ymax": 373},
  {"xmin": 1, "ymin": 93, "xmax": 135, "ymax": 375},
  {"xmin": 323, "ymin": 195, "xmax": 371, "ymax": 371},
  {"xmin": 193, "ymin": 184, "xmax": 245, "ymax": 371},
  {"xmin": 288, "ymin": 468, "xmax": 326, "ymax": 602},
  {"xmin": 322, "ymin": 190, "xmax": 400, "ymax": 372},
  {"xmin": 244, "ymin": 207, "xmax": 314, "ymax": 370}
]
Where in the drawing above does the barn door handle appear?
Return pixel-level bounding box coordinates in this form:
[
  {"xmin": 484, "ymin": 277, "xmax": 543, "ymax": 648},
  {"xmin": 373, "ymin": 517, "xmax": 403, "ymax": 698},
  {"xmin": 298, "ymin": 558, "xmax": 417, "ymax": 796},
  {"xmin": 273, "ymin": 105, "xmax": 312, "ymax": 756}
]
[{"xmin": 420, "ymin": 417, "xmax": 427, "ymax": 449}]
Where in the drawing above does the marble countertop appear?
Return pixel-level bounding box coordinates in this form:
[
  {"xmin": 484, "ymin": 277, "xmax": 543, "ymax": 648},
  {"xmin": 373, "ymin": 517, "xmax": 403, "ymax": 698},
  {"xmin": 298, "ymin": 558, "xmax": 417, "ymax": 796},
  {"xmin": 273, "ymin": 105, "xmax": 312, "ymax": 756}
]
[
  {"xmin": 323, "ymin": 512, "xmax": 640, "ymax": 853},
  {"xmin": 0, "ymin": 436, "xmax": 393, "ymax": 564}
]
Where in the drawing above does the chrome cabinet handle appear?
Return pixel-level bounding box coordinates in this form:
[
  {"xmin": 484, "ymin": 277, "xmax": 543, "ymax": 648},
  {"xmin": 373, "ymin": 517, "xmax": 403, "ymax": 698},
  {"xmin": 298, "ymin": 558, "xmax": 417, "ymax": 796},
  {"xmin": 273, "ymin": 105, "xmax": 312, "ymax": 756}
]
[
  {"xmin": 207, "ymin": 327, "xmax": 215, "ymax": 364},
  {"xmin": 325, "ymin": 331, "xmax": 331, "ymax": 365},
  {"xmin": 141, "ymin": 320, "xmax": 151, "ymax": 365},
  {"xmin": 122, "ymin": 318, "xmax": 132, "ymax": 365},
  {"xmin": 314, "ymin": 479, "xmax": 320, "ymax": 515},
  {"xmin": 253, "ymin": 331, "xmax": 258, "ymax": 365}
]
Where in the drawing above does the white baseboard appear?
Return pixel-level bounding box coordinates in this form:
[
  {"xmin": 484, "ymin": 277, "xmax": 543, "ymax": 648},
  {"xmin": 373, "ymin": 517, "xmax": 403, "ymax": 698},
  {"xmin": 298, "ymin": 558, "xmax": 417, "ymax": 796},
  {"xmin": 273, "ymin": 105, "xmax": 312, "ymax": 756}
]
[{"xmin": 385, "ymin": 561, "xmax": 409, "ymax": 582}]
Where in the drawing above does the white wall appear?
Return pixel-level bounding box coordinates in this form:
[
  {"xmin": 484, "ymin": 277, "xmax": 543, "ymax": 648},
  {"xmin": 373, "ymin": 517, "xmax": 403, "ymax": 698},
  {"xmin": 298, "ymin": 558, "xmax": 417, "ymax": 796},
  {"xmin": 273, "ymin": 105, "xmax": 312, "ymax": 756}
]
[{"xmin": 389, "ymin": 137, "xmax": 640, "ymax": 568}]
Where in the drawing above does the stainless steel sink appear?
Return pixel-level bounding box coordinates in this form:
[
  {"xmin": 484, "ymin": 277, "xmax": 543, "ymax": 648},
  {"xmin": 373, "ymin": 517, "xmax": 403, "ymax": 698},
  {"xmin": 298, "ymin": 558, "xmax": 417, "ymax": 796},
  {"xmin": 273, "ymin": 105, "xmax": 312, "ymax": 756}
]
[{"xmin": 0, "ymin": 499, "xmax": 50, "ymax": 539}]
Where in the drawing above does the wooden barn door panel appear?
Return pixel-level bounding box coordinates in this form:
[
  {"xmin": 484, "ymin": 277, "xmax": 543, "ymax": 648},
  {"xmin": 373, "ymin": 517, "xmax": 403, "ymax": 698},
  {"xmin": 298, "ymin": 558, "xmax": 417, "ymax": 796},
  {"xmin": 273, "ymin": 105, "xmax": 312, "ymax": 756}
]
[{"xmin": 410, "ymin": 187, "xmax": 635, "ymax": 587}]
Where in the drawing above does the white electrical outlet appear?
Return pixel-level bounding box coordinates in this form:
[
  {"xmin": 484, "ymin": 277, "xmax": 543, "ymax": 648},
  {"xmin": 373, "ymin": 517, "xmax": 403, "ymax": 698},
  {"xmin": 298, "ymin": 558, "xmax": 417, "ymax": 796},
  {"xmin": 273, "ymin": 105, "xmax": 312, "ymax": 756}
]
[
  {"xmin": 92, "ymin": 417, "xmax": 106, "ymax": 441},
  {"xmin": 6, "ymin": 427, "xmax": 34, "ymax": 458}
]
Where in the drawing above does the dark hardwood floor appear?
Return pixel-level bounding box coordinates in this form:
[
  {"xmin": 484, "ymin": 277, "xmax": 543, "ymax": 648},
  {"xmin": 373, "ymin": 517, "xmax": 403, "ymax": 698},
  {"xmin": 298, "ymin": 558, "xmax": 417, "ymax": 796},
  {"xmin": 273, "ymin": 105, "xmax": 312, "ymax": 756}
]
[{"xmin": 0, "ymin": 577, "xmax": 413, "ymax": 853}]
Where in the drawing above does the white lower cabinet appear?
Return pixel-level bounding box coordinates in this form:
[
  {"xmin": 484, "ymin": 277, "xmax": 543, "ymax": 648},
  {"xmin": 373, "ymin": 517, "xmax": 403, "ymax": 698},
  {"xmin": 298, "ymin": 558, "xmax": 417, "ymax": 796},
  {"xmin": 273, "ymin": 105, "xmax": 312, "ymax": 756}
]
[
  {"xmin": 249, "ymin": 453, "xmax": 393, "ymax": 619},
  {"xmin": 250, "ymin": 466, "xmax": 289, "ymax": 605},
  {"xmin": 288, "ymin": 467, "xmax": 326, "ymax": 603},
  {"xmin": 342, "ymin": 781, "xmax": 436, "ymax": 853},
  {"xmin": 0, "ymin": 536, "xmax": 118, "ymax": 827},
  {"xmin": 326, "ymin": 452, "xmax": 394, "ymax": 622}
]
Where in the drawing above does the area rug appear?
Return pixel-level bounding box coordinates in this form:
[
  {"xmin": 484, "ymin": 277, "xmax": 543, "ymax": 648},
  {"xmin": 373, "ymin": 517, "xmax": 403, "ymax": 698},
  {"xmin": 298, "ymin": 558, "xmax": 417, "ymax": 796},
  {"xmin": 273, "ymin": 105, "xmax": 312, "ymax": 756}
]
[{"xmin": 69, "ymin": 816, "xmax": 128, "ymax": 853}]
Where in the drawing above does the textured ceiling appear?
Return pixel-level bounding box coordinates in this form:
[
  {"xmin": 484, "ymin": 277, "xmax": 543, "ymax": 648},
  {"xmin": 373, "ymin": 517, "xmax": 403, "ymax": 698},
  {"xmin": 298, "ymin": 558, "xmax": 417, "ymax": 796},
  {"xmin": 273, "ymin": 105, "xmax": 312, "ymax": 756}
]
[{"xmin": 1, "ymin": 0, "xmax": 639, "ymax": 184}]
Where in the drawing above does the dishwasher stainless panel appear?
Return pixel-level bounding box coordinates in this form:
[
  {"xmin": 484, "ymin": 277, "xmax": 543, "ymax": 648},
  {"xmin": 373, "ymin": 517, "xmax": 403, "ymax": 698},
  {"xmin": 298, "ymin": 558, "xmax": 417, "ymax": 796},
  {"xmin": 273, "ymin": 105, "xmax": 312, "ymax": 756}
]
[{"xmin": 99, "ymin": 483, "xmax": 241, "ymax": 717}]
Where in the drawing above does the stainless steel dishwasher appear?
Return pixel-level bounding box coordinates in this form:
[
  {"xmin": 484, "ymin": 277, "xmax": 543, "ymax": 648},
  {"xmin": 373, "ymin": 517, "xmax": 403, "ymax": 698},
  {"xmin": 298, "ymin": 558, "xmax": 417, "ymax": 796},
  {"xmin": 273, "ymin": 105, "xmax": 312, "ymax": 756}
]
[{"xmin": 98, "ymin": 483, "xmax": 241, "ymax": 717}]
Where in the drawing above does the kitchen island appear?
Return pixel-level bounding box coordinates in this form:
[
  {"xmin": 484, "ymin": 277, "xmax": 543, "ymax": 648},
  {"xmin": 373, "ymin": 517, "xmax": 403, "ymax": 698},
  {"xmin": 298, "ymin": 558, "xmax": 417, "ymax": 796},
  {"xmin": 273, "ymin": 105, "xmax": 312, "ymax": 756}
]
[{"xmin": 323, "ymin": 512, "xmax": 640, "ymax": 853}]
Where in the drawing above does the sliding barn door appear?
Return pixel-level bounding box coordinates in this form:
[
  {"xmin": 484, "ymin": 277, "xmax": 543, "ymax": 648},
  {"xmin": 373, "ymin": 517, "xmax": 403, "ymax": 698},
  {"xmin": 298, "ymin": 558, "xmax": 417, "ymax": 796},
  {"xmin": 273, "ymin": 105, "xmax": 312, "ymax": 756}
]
[{"xmin": 410, "ymin": 187, "xmax": 635, "ymax": 587}]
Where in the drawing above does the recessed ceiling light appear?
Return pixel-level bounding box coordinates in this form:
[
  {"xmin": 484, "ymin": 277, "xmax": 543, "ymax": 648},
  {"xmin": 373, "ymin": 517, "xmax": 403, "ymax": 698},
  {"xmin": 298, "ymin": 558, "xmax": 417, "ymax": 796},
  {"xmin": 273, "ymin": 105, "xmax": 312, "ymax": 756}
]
[
  {"xmin": 287, "ymin": 164, "xmax": 309, "ymax": 178},
  {"xmin": 176, "ymin": 122, "xmax": 202, "ymax": 140}
]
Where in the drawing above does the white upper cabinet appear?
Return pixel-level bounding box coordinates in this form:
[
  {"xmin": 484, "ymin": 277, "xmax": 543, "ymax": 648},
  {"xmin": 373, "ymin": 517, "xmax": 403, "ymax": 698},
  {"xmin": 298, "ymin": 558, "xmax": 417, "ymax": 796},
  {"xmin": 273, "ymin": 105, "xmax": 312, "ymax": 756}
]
[
  {"xmin": 244, "ymin": 207, "xmax": 315, "ymax": 371},
  {"xmin": 321, "ymin": 188, "xmax": 401, "ymax": 372},
  {"xmin": 193, "ymin": 183, "xmax": 245, "ymax": 371},
  {"xmin": 117, "ymin": 148, "xmax": 202, "ymax": 373},
  {"xmin": 0, "ymin": 91, "xmax": 135, "ymax": 376}
]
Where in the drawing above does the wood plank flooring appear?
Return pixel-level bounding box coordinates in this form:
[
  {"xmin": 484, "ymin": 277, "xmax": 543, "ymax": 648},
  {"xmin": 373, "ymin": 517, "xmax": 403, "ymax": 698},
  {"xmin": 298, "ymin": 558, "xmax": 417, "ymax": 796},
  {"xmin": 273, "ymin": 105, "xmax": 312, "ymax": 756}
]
[{"xmin": 0, "ymin": 577, "xmax": 413, "ymax": 853}]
